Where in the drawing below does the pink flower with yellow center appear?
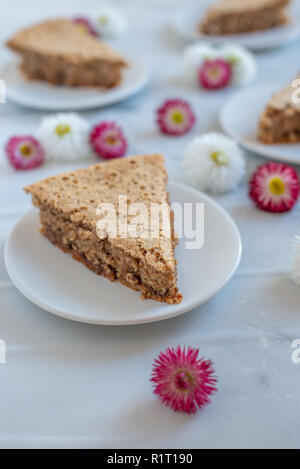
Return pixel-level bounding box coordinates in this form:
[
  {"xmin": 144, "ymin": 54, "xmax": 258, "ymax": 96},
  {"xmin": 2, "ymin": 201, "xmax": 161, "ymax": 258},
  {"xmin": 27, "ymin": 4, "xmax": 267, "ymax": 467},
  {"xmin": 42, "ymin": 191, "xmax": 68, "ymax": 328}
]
[
  {"xmin": 249, "ymin": 162, "xmax": 300, "ymax": 213},
  {"xmin": 90, "ymin": 122, "xmax": 128, "ymax": 159},
  {"xmin": 199, "ymin": 59, "xmax": 232, "ymax": 90},
  {"xmin": 5, "ymin": 135, "xmax": 44, "ymax": 170},
  {"xmin": 72, "ymin": 17, "xmax": 98, "ymax": 37},
  {"xmin": 157, "ymin": 99, "xmax": 196, "ymax": 136},
  {"xmin": 151, "ymin": 346, "xmax": 217, "ymax": 414}
]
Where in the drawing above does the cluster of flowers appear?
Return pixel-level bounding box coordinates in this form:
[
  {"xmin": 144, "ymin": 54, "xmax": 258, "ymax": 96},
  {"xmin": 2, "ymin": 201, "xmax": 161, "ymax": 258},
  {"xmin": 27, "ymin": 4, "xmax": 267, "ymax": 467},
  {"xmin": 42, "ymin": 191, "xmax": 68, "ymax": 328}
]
[
  {"xmin": 183, "ymin": 43, "xmax": 257, "ymax": 90},
  {"xmin": 72, "ymin": 6, "xmax": 128, "ymax": 39},
  {"xmin": 5, "ymin": 114, "xmax": 128, "ymax": 170},
  {"xmin": 6, "ymin": 98, "xmax": 300, "ymax": 215}
]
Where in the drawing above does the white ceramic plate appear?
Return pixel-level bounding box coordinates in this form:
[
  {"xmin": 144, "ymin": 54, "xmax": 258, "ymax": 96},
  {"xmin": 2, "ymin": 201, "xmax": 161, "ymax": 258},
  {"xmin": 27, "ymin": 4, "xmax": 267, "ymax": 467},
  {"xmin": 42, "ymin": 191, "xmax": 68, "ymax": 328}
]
[
  {"xmin": 172, "ymin": 1, "xmax": 300, "ymax": 50},
  {"xmin": 1, "ymin": 55, "xmax": 150, "ymax": 111},
  {"xmin": 220, "ymin": 83, "xmax": 300, "ymax": 165},
  {"xmin": 5, "ymin": 182, "xmax": 242, "ymax": 325}
]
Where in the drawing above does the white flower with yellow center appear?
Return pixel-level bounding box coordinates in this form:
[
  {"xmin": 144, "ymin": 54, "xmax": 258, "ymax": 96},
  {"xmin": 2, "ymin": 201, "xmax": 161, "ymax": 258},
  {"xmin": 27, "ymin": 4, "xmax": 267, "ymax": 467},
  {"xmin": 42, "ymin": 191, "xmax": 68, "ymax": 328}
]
[
  {"xmin": 36, "ymin": 113, "xmax": 91, "ymax": 161},
  {"xmin": 183, "ymin": 42, "xmax": 218, "ymax": 85},
  {"xmin": 183, "ymin": 133, "xmax": 245, "ymax": 194},
  {"xmin": 219, "ymin": 44, "xmax": 257, "ymax": 86},
  {"xmin": 96, "ymin": 6, "xmax": 128, "ymax": 38}
]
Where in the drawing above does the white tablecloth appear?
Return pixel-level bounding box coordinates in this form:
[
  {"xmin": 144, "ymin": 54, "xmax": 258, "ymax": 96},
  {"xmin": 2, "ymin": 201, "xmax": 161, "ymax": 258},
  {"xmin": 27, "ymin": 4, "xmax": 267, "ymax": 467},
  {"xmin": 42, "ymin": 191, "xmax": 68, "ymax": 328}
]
[{"xmin": 1, "ymin": 0, "xmax": 300, "ymax": 449}]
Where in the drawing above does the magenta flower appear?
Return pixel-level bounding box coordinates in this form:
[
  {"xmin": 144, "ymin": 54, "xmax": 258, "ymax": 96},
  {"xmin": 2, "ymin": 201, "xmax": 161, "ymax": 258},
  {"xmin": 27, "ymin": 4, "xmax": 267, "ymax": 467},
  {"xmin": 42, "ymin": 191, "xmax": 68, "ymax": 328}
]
[
  {"xmin": 151, "ymin": 346, "xmax": 217, "ymax": 414},
  {"xmin": 90, "ymin": 122, "xmax": 128, "ymax": 159},
  {"xmin": 249, "ymin": 162, "xmax": 300, "ymax": 213},
  {"xmin": 72, "ymin": 17, "xmax": 98, "ymax": 36},
  {"xmin": 5, "ymin": 135, "xmax": 45, "ymax": 170},
  {"xmin": 199, "ymin": 59, "xmax": 232, "ymax": 90},
  {"xmin": 157, "ymin": 99, "xmax": 195, "ymax": 136}
]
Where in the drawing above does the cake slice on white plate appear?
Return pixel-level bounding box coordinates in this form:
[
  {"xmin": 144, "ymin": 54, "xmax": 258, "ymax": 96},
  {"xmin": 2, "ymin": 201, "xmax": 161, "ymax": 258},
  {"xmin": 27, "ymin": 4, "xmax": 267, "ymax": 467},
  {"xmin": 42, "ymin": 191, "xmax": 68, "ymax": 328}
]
[{"xmin": 200, "ymin": 0, "xmax": 291, "ymax": 35}]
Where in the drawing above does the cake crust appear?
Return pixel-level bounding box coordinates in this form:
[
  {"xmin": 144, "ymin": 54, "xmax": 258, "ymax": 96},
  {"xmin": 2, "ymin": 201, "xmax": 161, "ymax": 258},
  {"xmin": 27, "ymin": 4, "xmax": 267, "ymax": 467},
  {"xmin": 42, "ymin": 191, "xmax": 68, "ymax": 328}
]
[
  {"xmin": 201, "ymin": 0, "xmax": 291, "ymax": 35},
  {"xmin": 24, "ymin": 155, "xmax": 182, "ymax": 304},
  {"xmin": 6, "ymin": 19, "xmax": 128, "ymax": 88}
]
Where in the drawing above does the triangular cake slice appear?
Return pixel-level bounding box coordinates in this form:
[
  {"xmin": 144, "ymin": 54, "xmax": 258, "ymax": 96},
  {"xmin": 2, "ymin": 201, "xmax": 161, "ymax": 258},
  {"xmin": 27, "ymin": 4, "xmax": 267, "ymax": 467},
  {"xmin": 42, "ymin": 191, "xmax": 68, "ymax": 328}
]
[
  {"xmin": 24, "ymin": 155, "xmax": 182, "ymax": 304},
  {"xmin": 258, "ymin": 79, "xmax": 300, "ymax": 144},
  {"xmin": 6, "ymin": 19, "xmax": 128, "ymax": 88},
  {"xmin": 200, "ymin": 0, "xmax": 291, "ymax": 35}
]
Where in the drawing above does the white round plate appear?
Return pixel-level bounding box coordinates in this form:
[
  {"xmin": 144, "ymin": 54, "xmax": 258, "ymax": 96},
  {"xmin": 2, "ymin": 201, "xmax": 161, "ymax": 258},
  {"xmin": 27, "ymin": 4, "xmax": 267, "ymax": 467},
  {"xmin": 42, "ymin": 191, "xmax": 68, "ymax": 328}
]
[
  {"xmin": 1, "ymin": 55, "xmax": 150, "ymax": 111},
  {"xmin": 5, "ymin": 182, "xmax": 241, "ymax": 326},
  {"xmin": 220, "ymin": 83, "xmax": 300, "ymax": 165},
  {"xmin": 172, "ymin": 1, "xmax": 300, "ymax": 50}
]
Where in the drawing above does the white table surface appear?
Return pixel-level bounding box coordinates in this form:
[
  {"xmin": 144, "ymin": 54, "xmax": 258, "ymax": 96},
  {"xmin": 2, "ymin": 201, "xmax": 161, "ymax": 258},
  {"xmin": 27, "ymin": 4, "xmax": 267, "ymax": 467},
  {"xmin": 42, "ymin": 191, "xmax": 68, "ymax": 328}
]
[{"xmin": 1, "ymin": 0, "xmax": 300, "ymax": 449}]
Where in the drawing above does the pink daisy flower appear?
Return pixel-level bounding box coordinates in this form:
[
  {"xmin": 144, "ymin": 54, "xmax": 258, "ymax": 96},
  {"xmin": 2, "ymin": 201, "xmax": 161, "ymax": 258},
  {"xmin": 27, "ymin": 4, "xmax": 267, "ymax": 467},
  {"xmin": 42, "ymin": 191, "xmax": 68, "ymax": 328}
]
[
  {"xmin": 151, "ymin": 346, "xmax": 217, "ymax": 414},
  {"xmin": 249, "ymin": 162, "xmax": 300, "ymax": 213},
  {"xmin": 5, "ymin": 135, "xmax": 44, "ymax": 170},
  {"xmin": 157, "ymin": 99, "xmax": 195, "ymax": 136},
  {"xmin": 90, "ymin": 122, "xmax": 128, "ymax": 159},
  {"xmin": 199, "ymin": 59, "xmax": 232, "ymax": 90},
  {"xmin": 72, "ymin": 17, "xmax": 98, "ymax": 36}
]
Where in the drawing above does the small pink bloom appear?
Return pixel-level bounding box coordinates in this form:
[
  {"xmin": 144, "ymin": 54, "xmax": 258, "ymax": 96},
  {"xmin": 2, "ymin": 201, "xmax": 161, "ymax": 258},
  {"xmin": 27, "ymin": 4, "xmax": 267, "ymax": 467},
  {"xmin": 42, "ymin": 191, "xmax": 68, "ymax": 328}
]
[
  {"xmin": 157, "ymin": 99, "xmax": 195, "ymax": 136},
  {"xmin": 5, "ymin": 135, "xmax": 44, "ymax": 170},
  {"xmin": 72, "ymin": 17, "xmax": 98, "ymax": 36},
  {"xmin": 151, "ymin": 346, "xmax": 217, "ymax": 414},
  {"xmin": 249, "ymin": 162, "xmax": 300, "ymax": 213},
  {"xmin": 199, "ymin": 59, "xmax": 232, "ymax": 90},
  {"xmin": 90, "ymin": 122, "xmax": 128, "ymax": 159}
]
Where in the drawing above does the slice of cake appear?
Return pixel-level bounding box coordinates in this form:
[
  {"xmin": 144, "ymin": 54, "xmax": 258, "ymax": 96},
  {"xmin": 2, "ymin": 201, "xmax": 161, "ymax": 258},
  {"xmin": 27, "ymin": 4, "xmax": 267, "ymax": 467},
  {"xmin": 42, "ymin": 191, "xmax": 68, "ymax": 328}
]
[
  {"xmin": 24, "ymin": 155, "xmax": 182, "ymax": 304},
  {"xmin": 6, "ymin": 19, "xmax": 128, "ymax": 88},
  {"xmin": 200, "ymin": 0, "xmax": 291, "ymax": 35},
  {"xmin": 259, "ymin": 80, "xmax": 300, "ymax": 144}
]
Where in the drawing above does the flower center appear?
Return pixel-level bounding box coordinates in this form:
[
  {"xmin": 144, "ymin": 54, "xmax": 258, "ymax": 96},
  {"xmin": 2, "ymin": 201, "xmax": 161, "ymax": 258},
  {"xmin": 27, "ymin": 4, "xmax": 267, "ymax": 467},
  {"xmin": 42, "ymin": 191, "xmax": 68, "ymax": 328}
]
[
  {"xmin": 269, "ymin": 176, "xmax": 285, "ymax": 196},
  {"xmin": 208, "ymin": 67, "xmax": 221, "ymax": 80},
  {"xmin": 55, "ymin": 123, "xmax": 71, "ymax": 137},
  {"xmin": 99, "ymin": 16, "xmax": 108, "ymax": 25},
  {"xmin": 105, "ymin": 134, "xmax": 119, "ymax": 146},
  {"xmin": 172, "ymin": 111, "xmax": 184, "ymax": 124},
  {"xmin": 211, "ymin": 151, "xmax": 228, "ymax": 166},
  {"xmin": 174, "ymin": 370, "xmax": 194, "ymax": 392},
  {"xmin": 19, "ymin": 143, "xmax": 32, "ymax": 158}
]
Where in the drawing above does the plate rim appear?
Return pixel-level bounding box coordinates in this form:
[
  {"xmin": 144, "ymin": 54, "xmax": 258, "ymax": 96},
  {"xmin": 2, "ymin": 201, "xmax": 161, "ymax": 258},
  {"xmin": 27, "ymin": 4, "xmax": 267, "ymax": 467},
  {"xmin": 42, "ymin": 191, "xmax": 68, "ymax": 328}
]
[
  {"xmin": 4, "ymin": 181, "xmax": 242, "ymax": 326},
  {"xmin": 2, "ymin": 54, "xmax": 151, "ymax": 111},
  {"xmin": 219, "ymin": 82, "xmax": 300, "ymax": 165}
]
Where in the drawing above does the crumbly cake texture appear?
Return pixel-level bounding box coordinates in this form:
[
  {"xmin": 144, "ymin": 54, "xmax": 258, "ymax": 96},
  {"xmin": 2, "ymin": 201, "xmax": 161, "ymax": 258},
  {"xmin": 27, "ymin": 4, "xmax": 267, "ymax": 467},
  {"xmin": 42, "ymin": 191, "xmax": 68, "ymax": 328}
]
[
  {"xmin": 200, "ymin": 0, "xmax": 291, "ymax": 35},
  {"xmin": 6, "ymin": 19, "xmax": 128, "ymax": 88},
  {"xmin": 24, "ymin": 154, "xmax": 183, "ymax": 304},
  {"xmin": 259, "ymin": 81, "xmax": 300, "ymax": 144}
]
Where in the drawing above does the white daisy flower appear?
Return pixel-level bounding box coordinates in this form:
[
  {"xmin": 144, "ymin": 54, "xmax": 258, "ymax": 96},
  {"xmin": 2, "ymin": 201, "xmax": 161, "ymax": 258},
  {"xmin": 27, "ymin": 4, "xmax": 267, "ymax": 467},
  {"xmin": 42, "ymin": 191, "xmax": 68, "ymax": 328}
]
[
  {"xmin": 291, "ymin": 236, "xmax": 300, "ymax": 286},
  {"xmin": 219, "ymin": 44, "xmax": 257, "ymax": 86},
  {"xmin": 36, "ymin": 113, "xmax": 91, "ymax": 161},
  {"xmin": 95, "ymin": 6, "xmax": 128, "ymax": 38},
  {"xmin": 183, "ymin": 42, "xmax": 218, "ymax": 84},
  {"xmin": 183, "ymin": 133, "xmax": 245, "ymax": 194}
]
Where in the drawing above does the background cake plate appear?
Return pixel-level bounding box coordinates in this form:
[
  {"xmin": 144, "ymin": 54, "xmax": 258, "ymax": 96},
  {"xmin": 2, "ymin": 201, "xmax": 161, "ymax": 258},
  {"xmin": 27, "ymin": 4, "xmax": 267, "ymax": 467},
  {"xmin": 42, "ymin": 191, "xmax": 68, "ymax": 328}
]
[
  {"xmin": 0, "ymin": 54, "xmax": 150, "ymax": 111},
  {"xmin": 4, "ymin": 181, "xmax": 242, "ymax": 326},
  {"xmin": 220, "ymin": 83, "xmax": 300, "ymax": 165}
]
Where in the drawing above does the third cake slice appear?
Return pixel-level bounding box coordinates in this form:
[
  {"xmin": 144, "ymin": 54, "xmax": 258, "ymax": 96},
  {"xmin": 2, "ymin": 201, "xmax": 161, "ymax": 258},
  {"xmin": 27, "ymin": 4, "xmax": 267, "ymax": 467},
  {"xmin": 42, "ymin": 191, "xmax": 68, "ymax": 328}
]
[
  {"xmin": 24, "ymin": 155, "xmax": 182, "ymax": 304},
  {"xmin": 200, "ymin": 0, "xmax": 291, "ymax": 35},
  {"xmin": 259, "ymin": 79, "xmax": 300, "ymax": 144}
]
